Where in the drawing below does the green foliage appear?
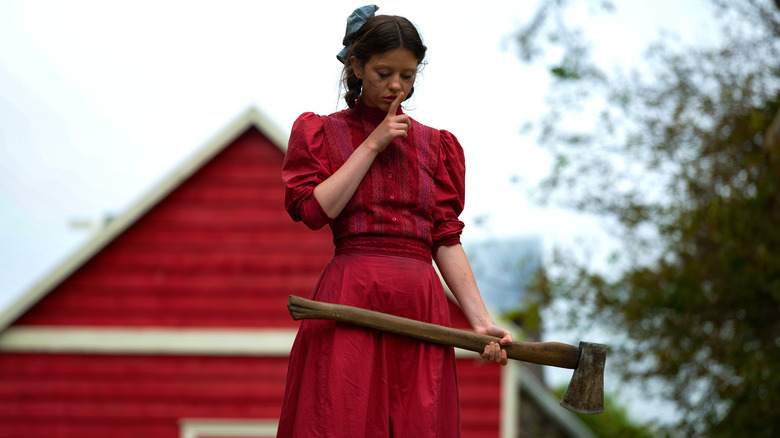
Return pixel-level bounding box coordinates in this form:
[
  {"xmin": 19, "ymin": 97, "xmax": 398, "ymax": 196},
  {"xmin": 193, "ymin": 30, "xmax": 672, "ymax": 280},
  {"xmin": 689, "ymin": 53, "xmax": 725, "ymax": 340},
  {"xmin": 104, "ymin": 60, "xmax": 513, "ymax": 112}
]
[
  {"xmin": 552, "ymin": 385, "xmax": 656, "ymax": 438},
  {"xmin": 515, "ymin": 1, "xmax": 780, "ymax": 436},
  {"xmin": 550, "ymin": 59, "xmax": 582, "ymax": 80}
]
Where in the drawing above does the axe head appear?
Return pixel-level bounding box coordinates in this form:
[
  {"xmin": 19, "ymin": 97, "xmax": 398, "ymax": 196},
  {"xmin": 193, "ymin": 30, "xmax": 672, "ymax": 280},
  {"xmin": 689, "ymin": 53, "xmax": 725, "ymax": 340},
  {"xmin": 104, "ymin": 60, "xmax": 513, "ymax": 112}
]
[{"xmin": 560, "ymin": 341, "xmax": 607, "ymax": 415}]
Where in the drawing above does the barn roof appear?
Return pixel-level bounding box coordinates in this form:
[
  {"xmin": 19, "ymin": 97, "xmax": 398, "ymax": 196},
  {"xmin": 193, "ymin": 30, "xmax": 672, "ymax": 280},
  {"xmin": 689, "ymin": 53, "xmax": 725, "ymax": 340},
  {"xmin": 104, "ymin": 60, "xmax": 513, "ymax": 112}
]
[{"xmin": 0, "ymin": 107, "xmax": 287, "ymax": 333}]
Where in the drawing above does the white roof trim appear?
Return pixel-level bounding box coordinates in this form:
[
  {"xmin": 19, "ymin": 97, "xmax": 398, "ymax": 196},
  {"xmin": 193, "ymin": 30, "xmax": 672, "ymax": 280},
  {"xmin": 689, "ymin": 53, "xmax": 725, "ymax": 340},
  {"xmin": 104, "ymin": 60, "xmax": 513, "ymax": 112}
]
[
  {"xmin": 0, "ymin": 326, "xmax": 297, "ymax": 356},
  {"xmin": 0, "ymin": 326, "xmax": 496, "ymax": 360},
  {"xmin": 0, "ymin": 107, "xmax": 289, "ymax": 333}
]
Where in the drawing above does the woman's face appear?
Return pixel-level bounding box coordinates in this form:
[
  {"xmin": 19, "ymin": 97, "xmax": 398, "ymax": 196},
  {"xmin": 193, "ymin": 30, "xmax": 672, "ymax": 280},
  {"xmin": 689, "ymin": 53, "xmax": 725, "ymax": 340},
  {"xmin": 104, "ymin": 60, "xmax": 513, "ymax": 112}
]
[{"xmin": 353, "ymin": 48, "xmax": 418, "ymax": 112}]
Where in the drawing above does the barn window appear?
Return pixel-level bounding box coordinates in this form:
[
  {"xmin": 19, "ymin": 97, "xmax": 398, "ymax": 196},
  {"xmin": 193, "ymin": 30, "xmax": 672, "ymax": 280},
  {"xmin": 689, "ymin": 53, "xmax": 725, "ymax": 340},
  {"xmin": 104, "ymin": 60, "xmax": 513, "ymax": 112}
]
[{"xmin": 179, "ymin": 419, "xmax": 277, "ymax": 438}]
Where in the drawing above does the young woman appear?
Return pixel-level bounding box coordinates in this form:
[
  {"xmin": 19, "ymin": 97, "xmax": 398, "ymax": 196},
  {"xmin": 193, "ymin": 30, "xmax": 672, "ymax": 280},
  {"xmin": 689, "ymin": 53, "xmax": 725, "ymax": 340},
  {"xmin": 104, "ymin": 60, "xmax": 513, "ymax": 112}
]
[{"xmin": 278, "ymin": 5, "xmax": 512, "ymax": 437}]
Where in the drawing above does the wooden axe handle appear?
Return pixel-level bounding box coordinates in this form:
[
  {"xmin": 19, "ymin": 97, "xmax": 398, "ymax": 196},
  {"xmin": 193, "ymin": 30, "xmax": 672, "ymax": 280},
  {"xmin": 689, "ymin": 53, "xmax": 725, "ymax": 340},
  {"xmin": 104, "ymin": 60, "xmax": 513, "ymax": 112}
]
[{"xmin": 287, "ymin": 295, "xmax": 580, "ymax": 369}]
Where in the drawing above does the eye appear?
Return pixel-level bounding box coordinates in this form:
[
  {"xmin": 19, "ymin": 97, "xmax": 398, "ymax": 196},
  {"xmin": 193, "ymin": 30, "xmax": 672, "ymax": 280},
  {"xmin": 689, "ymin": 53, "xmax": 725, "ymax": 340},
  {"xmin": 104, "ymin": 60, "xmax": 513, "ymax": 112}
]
[
  {"xmin": 402, "ymin": 75, "xmax": 414, "ymax": 81},
  {"xmin": 377, "ymin": 72, "xmax": 390, "ymax": 78}
]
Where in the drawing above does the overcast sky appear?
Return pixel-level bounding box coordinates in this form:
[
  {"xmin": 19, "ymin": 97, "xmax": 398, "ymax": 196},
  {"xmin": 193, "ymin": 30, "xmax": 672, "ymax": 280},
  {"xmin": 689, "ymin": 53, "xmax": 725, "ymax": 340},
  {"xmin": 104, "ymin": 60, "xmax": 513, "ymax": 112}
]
[{"xmin": 1, "ymin": 0, "xmax": 716, "ymax": 424}]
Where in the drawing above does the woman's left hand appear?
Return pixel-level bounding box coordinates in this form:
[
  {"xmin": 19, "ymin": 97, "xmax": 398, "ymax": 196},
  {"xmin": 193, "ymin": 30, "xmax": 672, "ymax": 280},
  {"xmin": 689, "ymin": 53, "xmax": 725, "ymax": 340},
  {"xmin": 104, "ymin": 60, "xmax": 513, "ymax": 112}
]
[{"xmin": 475, "ymin": 325, "xmax": 513, "ymax": 366}]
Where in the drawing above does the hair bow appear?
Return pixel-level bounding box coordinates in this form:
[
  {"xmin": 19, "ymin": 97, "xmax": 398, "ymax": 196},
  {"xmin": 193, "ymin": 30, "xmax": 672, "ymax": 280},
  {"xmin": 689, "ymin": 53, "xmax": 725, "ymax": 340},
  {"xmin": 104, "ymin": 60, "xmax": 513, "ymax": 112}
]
[{"xmin": 336, "ymin": 4, "xmax": 379, "ymax": 63}]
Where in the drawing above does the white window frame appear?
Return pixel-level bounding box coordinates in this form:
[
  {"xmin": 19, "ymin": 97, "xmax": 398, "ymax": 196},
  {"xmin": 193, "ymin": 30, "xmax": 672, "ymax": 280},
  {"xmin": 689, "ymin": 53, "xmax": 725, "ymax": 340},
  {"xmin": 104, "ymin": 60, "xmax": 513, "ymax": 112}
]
[{"xmin": 179, "ymin": 419, "xmax": 278, "ymax": 438}]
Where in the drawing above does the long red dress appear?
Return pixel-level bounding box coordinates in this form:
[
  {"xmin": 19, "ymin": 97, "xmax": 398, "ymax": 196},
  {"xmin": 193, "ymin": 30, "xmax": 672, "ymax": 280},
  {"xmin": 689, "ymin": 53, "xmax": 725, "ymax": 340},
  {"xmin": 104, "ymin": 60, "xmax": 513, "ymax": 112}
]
[{"xmin": 278, "ymin": 99, "xmax": 467, "ymax": 437}]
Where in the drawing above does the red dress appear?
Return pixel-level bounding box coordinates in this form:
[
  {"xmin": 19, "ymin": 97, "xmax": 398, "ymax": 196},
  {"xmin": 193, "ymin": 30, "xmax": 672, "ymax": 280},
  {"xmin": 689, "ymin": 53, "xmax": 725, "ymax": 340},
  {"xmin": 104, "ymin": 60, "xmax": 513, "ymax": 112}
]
[{"xmin": 278, "ymin": 99, "xmax": 467, "ymax": 437}]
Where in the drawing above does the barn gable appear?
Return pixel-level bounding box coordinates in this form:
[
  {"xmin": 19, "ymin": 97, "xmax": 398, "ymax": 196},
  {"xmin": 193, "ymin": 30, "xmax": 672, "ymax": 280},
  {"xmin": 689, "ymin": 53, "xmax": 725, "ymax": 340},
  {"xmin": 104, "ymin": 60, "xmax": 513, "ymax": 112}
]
[
  {"xmin": 0, "ymin": 108, "xmax": 315, "ymax": 331},
  {"xmin": 11, "ymin": 124, "xmax": 331, "ymax": 328}
]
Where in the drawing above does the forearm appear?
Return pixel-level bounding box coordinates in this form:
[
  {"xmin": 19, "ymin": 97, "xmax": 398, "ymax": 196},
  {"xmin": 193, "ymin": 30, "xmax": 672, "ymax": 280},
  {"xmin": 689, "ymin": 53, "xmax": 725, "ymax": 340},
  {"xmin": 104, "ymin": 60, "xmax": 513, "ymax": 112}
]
[
  {"xmin": 434, "ymin": 244, "xmax": 494, "ymax": 330},
  {"xmin": 313, "ymin": 141, "xmax": 380, "ymax": 219}
]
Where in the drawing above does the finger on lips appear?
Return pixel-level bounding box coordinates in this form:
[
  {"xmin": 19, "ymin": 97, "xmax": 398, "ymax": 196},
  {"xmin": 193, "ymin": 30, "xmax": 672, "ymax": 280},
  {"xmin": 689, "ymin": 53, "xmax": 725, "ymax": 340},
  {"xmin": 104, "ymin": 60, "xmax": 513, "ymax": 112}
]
[{"xmin": 387, "ymin": 91, "xmax": 404, "ymax": 117}]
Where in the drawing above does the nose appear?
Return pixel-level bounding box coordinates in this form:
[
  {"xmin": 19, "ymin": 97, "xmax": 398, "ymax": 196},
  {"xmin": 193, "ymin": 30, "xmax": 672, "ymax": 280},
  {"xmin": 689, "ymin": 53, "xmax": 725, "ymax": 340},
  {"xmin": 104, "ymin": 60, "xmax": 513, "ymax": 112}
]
[{"xmin": 389, "ymin": 75, "xmax": 402, "ymax": 92}]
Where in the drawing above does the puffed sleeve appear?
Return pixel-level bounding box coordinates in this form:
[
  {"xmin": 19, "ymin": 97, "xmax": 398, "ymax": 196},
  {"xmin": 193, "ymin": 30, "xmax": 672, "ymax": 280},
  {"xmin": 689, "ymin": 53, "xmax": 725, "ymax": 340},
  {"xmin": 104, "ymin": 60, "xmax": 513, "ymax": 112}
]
[
  {"xmin": 432, "ymin": 130, "xmax": 466, "ymax": 254},
  {"xmin": 281, "ymin": 112, "xmax": 333, "ymax": 230}
]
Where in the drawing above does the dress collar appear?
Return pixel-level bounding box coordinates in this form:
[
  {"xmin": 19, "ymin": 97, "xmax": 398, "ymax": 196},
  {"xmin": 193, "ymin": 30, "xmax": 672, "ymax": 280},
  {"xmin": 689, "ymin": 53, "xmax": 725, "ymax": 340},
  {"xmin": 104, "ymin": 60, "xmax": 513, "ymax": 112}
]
[{"xmin": 354, "ymin": 97, "xmax": 404, "ymax": 124}]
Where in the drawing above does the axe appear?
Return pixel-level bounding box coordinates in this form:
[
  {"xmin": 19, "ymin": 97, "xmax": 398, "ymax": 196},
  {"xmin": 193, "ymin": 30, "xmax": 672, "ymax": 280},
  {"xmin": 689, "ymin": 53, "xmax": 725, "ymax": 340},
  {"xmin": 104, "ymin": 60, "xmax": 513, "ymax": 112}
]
[{"xmin": 287, "ymin": 295, "xmax": 606, "ymax": 415}]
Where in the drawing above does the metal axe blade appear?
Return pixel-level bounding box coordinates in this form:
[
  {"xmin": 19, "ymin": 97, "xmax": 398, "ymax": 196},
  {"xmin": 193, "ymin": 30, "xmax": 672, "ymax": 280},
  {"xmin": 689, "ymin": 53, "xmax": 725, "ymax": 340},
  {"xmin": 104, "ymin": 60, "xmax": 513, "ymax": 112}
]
[{"xmin": 560, "ymin": 342, "xmax": 607, "ymax": 415}]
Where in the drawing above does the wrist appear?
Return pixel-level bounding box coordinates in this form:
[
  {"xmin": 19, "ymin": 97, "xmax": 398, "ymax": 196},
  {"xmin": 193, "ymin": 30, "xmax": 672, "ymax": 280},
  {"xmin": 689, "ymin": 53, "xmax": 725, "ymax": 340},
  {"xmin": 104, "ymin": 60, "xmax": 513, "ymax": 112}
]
[
  {"xmin": 470, "ymin": 315, "xmax": 495, "ymax": 332},
  {"xmin": 463, "ymin": 302, "xmax": 493, "ymax": 330},
  {"xmin": 360, "ymin": 135, "xmax": 387, "ymax": 154}
]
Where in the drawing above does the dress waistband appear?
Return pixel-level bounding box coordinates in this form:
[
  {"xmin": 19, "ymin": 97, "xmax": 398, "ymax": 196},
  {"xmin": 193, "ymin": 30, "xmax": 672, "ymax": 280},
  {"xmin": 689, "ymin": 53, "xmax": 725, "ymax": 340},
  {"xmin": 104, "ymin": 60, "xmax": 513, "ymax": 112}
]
[{"xmin": 334, "ymin": 236, "xmax": 433, "ymax": 263}]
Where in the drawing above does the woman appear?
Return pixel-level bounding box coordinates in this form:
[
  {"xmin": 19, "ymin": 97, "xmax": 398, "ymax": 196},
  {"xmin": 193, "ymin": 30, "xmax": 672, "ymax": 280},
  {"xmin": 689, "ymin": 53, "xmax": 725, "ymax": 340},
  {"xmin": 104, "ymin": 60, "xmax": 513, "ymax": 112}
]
[{"xmin": 278, "ymin": 5, "xmax": 512, "ymax": 437}]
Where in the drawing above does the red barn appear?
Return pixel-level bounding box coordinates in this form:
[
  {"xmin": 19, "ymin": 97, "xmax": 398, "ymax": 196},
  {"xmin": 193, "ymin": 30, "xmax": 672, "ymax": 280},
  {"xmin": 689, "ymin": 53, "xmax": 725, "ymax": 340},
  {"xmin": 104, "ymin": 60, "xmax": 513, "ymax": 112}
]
[{"xmin": 0, "ymin": 108, "xmax": 541, "ymax": 437}]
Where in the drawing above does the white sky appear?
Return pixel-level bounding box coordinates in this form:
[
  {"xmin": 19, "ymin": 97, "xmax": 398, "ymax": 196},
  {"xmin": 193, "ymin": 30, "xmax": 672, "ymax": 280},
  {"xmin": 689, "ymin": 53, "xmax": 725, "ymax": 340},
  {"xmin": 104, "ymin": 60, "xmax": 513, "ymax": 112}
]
[{"xmin": 0, "ymin": 0, "xmax": 716, "ymax": 425}]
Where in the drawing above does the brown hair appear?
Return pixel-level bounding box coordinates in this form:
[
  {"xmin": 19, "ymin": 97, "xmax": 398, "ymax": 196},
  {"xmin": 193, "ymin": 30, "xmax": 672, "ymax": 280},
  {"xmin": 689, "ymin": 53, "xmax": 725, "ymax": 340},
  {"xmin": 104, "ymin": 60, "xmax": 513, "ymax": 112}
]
[{"xmin": 341, "ymin": 15, "xmax": 427, "ymax": 108}]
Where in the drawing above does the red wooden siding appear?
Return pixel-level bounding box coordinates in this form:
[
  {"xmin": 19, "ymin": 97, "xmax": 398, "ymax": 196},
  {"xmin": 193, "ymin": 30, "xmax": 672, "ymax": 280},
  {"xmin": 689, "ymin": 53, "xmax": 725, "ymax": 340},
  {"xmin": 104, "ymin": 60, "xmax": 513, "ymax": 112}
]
[
  {"xmin": 451, "ymin": 300, "xmax": 505, "ymax": 437},
  {"xmin": 0, "ymin": 352, "xmax": 500, "ymax": 438},
  {"xmin": 14, "ymin": 127, "xmax": 333, "ymax": 328},
  {"xmin": 459, "ymin": 359, "xmax": 503, "ymax": 437},
  {"xmin": 0, "ymin": 353, "xmax": 287, "ymax": 438}
]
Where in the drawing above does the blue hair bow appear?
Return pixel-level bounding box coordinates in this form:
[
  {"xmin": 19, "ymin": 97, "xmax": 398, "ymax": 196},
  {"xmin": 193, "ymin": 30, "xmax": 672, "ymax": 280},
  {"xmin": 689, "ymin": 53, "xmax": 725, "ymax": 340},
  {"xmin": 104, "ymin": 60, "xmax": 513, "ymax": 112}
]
[{"xmin": 336, "ymin": 4, "xmax": 379, "ymax": 64}]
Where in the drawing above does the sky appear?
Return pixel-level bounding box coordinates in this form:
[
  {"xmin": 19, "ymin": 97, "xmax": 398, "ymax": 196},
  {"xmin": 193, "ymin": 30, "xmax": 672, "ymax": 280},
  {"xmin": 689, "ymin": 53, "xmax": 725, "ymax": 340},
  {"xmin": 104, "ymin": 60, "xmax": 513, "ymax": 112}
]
[{"xmin": 1, "ymin": 0, "xmax": 716, "ymax": 425}]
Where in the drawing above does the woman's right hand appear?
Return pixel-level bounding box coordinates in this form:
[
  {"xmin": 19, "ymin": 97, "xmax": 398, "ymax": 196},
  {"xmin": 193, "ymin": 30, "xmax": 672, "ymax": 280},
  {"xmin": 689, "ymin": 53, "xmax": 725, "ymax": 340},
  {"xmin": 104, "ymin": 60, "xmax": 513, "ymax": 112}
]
[
  {"xmin": 311, "ymin": 93, "xmax": 410, "ymax": 219},
  {"xmin": 365, "ymin": 92, "xmax": 411, "ymax": 153}
]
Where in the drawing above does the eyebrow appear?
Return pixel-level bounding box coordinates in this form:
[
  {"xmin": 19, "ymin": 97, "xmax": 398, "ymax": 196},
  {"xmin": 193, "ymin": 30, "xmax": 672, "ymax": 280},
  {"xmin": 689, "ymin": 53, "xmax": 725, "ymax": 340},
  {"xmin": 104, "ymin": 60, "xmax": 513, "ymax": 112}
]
[{"xmin": 374, "ymin": 63, "xmax": 418, "ymax": 73}]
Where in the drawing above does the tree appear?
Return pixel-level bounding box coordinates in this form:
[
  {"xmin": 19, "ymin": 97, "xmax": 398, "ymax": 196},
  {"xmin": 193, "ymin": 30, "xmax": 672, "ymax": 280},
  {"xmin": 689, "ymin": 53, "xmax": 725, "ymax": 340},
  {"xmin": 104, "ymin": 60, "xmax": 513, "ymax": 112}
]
[{"xmin": 515, "ymin": 0, "xmax": 780, "ymax": 436}]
